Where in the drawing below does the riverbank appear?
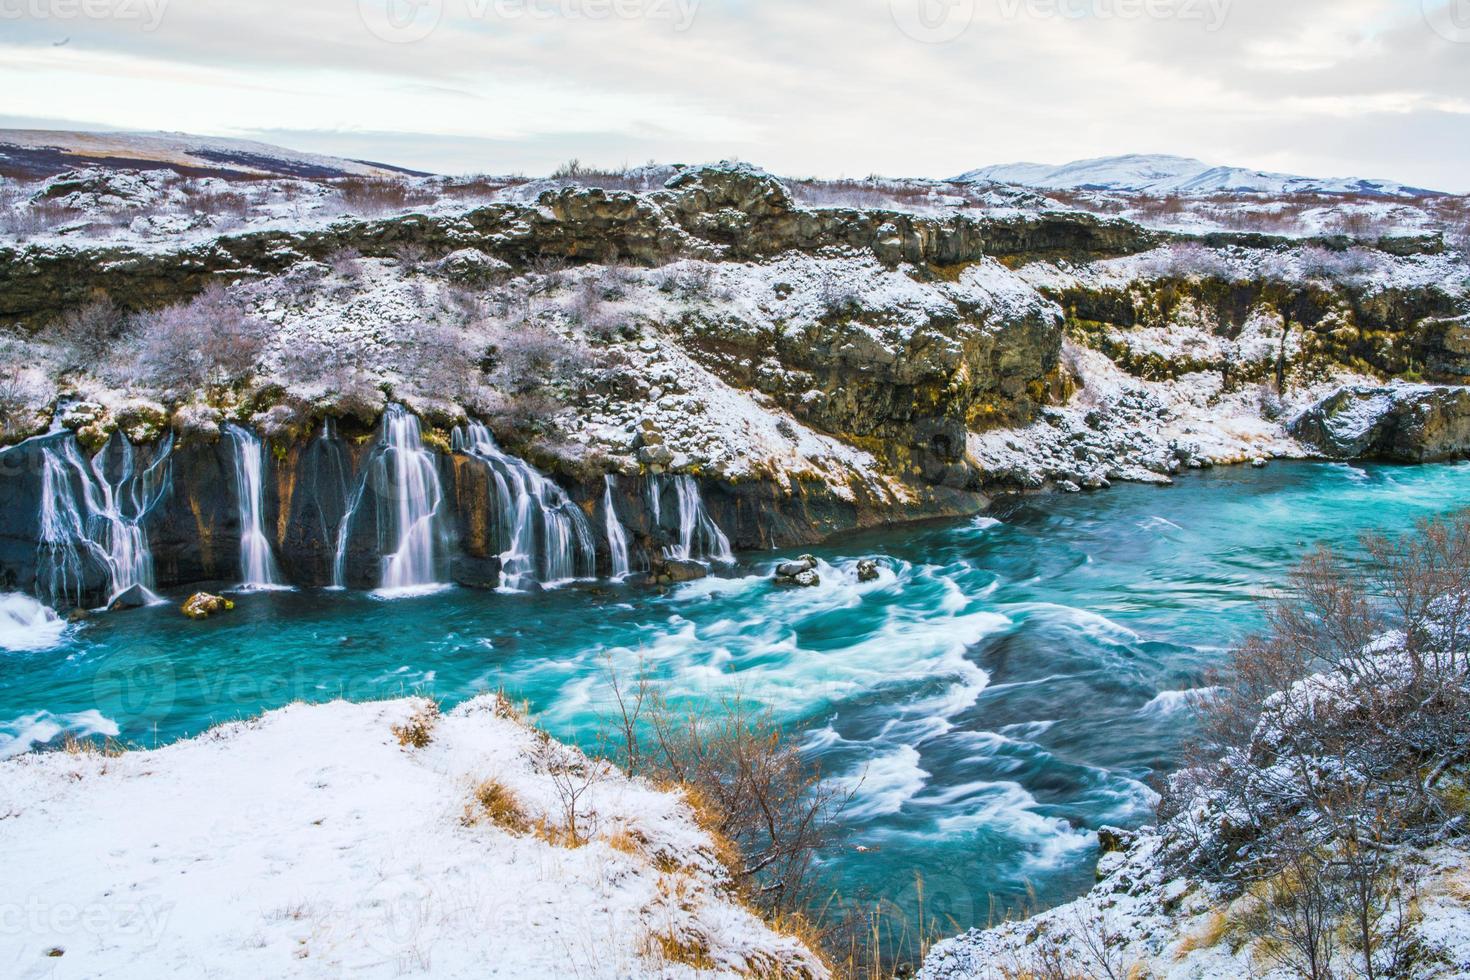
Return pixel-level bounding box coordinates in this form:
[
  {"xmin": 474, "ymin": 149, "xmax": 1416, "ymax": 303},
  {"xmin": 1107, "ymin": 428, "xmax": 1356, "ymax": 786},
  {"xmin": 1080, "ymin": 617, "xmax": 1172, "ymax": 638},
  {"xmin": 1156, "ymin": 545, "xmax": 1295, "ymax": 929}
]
[{"xmin": 0, "ymin": 694, "xmax": 826, "ymax": 979}]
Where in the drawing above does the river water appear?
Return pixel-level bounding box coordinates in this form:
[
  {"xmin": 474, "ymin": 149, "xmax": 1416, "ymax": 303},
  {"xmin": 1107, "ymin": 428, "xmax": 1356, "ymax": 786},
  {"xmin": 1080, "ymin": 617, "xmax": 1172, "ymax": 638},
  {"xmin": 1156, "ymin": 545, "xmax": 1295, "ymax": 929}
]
[{"xmin": 4, "ymin": 461, "xmax": 1469, "ymax": 944}]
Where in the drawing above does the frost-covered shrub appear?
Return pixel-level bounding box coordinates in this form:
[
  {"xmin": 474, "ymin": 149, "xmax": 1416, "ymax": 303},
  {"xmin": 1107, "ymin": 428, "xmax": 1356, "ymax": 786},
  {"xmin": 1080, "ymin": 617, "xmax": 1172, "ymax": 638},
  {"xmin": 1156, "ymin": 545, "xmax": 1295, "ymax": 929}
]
[
  {"xmin": 1141, "ymin": 243, "xmax": 1237, "ymax": 281},
  {"xmin": 52, "ymin": 298, "xmax": 124, "ymax": 372},
  {"xmin": 126, "ymin": 284, "xmax": 271, "ymax": 398}
]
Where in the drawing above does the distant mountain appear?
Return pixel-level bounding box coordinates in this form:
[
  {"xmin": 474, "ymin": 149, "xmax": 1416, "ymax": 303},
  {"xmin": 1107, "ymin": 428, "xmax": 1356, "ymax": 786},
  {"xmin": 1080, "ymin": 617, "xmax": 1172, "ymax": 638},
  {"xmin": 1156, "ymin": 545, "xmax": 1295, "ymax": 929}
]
[
  {"xmin": 0, "ymin": 129, "xmax": 431, "ymax": 181},
  {"xmin": 953, "ymin": 153, "xmax": 1441, "ymax": 198}
]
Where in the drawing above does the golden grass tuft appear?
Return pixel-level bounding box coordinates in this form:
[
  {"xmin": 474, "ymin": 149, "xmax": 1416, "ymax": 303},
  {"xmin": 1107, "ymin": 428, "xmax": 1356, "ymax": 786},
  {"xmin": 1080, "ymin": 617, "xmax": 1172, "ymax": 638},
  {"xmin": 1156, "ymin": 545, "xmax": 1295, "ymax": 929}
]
[
  {"xmin": 640, "ymin": 925, "xmax": 716, "ymax": 970},
  {"xmin": 463, "ymin": 779, "xmax": 530, "ymax": 834},
  {"xmin": 391, "ymin": 702, "xmax": 439, "ymax": 749}
]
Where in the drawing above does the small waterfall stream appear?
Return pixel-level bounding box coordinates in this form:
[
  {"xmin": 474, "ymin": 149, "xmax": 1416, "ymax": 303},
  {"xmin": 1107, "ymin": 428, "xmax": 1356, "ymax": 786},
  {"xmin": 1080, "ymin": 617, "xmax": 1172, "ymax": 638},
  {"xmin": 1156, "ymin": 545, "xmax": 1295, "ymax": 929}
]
[
  {"xmin": 656, "ymin": 474, "xmax": 734, "ymax": 564},
  {"xmin": 452, "ymin": 422, "xmax": 595, "ymax": 590},
  {"xmin": 603, "ymin": 475, "xmax": 632, "ymax": 580},
  {"xmin": 37, "ymin": 433, "xmax": 172, "ymax": 607},
  {"xmin": 224, "ymin": 425, "xmax": 285, "ymax": 590},
  {"xmin": 375, "ymin": 406, "xmax": 447, "ymax": 594}
]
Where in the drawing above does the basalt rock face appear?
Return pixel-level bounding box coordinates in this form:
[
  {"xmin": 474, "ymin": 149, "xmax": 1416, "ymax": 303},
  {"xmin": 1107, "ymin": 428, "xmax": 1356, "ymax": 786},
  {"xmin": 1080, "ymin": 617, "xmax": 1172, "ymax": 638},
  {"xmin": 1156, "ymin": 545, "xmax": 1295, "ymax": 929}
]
[
  {"xmin": 0, "ymin": 414, "xmax": 984, "ymax": 606},
  {"xmin": 1289, "ymin": 384, "xmax": 1470, "ymax": 462},
  {"xmin": 0, "ymin": 164, "xmax": 1159, "ymax": 330},
  {"xmin": 1052, "ymin": 276, "xmax": 1470, "ymax": 384}
]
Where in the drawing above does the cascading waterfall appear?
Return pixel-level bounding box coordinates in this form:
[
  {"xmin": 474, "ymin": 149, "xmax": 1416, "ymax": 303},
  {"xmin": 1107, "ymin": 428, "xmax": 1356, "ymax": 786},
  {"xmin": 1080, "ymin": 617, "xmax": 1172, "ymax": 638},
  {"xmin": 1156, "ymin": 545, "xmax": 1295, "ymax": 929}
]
[
  {"xmin": 656, "ymin": 474, "xmax": 734, "ymax": 564},
  {"xmin": 224, "ymin": 425, "xmax": 285, "ymax": 590},
  {"xmin": 37, "ymin": 433, "xmax": 172, "ymax": 607},
  {"xmin": 452, "ymin": 422, "xmax": 595, "ymax": 589},
  {"xmin": 374, "ymin": 406, "xmax": 447, "ymax": 594},
  {"xmin": 330, "ymin": 419, "xmax": 367, "ymax": 590},
  {"xmin": 603, "ymin": 475, "xmax": 632, "ymax": 580}
]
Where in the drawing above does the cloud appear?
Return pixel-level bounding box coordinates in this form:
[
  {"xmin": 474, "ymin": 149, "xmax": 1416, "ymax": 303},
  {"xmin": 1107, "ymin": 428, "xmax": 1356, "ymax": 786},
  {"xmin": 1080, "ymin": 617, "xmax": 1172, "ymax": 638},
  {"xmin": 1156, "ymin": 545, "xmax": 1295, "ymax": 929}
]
[{"xmin": 1, "ymin": 0, "xmax": 1466, "ymax": 190}]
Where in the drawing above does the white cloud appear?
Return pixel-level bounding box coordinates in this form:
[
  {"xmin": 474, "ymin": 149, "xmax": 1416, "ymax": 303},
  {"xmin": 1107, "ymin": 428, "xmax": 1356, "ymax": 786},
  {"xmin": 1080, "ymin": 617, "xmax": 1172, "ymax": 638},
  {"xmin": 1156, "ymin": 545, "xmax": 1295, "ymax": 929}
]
[{"xmin": 1, "ymin": 0, "xmax": 1466, "ymax": 190}]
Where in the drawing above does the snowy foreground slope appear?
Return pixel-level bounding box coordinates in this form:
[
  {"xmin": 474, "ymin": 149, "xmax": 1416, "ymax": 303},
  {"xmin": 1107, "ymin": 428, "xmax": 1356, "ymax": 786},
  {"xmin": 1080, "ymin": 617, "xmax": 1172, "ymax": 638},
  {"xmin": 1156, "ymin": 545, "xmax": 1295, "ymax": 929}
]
[{"xmin": 0, "ymin": 697, "xmax": 825, "ymax": 979}]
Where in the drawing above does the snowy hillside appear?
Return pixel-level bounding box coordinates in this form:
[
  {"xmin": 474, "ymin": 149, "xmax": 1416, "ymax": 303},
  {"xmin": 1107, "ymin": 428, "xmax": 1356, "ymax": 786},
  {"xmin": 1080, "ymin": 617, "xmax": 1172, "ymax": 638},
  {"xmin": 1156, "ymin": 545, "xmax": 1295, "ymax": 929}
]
[
  {"xmin": 0, "ymin": 130, "xmax": 429, "ymax": 181},
  {"xmin": 955, "ymin": 154, "xmax": 1441, "ymax": 198}
]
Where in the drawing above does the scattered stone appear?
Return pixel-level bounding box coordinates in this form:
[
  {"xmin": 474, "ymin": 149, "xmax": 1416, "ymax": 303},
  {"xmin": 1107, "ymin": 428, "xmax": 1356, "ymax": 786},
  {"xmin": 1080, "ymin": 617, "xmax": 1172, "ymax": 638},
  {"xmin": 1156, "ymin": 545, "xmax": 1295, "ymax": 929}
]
[
  {"xmin": 1251, "ymin": 457, "xmax": 1268, "ymax": 469},
  {"xmin": 774, "ymin": 555, "xmax": 821, "ymax": 588},
  {"xmin": 181, "ymin": 592, "xmax": 234, "ymax": 620},
  {"xmin": 856, "ymin": 559, "xmax": 881, "ymax": 583}
]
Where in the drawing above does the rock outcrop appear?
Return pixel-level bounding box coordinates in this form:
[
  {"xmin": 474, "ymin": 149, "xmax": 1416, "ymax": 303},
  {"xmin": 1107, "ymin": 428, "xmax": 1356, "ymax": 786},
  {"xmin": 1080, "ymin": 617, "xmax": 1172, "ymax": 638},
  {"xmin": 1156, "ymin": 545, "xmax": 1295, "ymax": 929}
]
[{"xmin": 1289, "ymin": 384, "xmax": 1470, "ymax": 462}]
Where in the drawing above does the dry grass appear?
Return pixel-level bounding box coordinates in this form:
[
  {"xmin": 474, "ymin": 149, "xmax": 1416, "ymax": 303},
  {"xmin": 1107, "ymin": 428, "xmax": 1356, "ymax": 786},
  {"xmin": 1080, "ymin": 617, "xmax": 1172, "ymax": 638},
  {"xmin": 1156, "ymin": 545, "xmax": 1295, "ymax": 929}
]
[
  {"xmin": 390, "ymin": 702, "xmax": 439, "ymax": 749},
  {"xmin": 463, "ymin": 778, "xmax": 531, "ymax": 835},
  {"xmin": 1174, "ymin": 909, "xmax": 1234, "ymax": 958},
  {"xmin": 640, "ymin": 924, "xmax": 717, "ymax": 970}
]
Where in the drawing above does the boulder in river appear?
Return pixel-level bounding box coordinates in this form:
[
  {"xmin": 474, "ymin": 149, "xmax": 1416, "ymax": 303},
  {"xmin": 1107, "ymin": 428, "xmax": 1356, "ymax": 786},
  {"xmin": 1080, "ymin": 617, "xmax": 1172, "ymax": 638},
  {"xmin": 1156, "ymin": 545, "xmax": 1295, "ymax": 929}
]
[
  {"xmin": 181, "ymin": 592, "xmax": 234, "ymax": 620},
  {"xmin": 856, "ymin": 559, "xmax": 880, "ymax": 583},
  {"xmin": 774, "ymin": 555, "xmax": 820, "ymax": 588},
  {"xmin": 108, "ymin": 585, "xmax": 149, "ymax": 611},
  {"xmin": 652, "ymin": 558, "xmax": 708, "ymax": 585},
  {"xmin": 450, "ymin": 555, "xmax": 501, "ymax": 591},
  {"xmin": 1289, "ymin": 384, "xmax": 1470, "ymax": 463}
]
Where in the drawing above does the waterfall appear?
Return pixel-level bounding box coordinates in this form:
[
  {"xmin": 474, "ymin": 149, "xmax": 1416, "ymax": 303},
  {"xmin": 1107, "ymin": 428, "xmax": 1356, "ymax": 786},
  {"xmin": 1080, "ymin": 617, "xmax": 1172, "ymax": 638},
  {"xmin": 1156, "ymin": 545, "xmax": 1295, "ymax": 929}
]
[
  {"xmin": 654, "ymin": 474, "xmax": 734, "ymax": 564},
  {"xmin": 37, "ymin": 433, "xmax": 172, "ymax": 607},
  {"xmin": 330, "ymin": 418, "xmax": 366, "ymax": 590},
  {"xmin": 375, "ymin": 406, "xmax": 447, "ymax": 594},
  {"xmin": 452, "ymin": 422, "xmax": 595, "ymax": 590},
  {"xmin": 603, "ymin": 475, "xmax": 631, "ymax": 580},
  {"xmin": 224, "ymin": 425, "xmax": 285, "ymax": 590}
]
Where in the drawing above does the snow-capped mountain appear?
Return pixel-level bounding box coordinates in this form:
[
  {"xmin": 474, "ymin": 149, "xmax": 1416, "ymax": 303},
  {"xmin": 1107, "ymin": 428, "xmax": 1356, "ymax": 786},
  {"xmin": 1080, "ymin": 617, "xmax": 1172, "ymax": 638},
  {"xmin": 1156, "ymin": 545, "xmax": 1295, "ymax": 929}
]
[
  {"xmin": 0, "ymin": 129, "xmax": 430, "ymax": 181},
  {"xmin": 953, "ymin": 153, "xmax": 1441, "ymax": 198}
]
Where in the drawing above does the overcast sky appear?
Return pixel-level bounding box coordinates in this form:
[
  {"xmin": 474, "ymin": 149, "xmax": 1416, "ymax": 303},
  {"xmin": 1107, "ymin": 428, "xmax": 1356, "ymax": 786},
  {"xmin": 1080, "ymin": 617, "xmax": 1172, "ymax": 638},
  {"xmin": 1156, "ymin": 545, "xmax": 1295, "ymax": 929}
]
[{"xmin": 2, "ymin": 0, "xmax": 1467, "ymax": 190}]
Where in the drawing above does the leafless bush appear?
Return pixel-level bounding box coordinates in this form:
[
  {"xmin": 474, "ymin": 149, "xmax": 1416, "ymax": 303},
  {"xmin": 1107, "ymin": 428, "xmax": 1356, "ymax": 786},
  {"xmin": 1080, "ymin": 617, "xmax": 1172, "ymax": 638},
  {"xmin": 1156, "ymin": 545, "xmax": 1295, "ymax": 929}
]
[
  {"xmin": 484, "ymin": 320, "xmax": 587, "ymax": 396},
  {"xmin": 327, "ymin": 247, "xmax": 363, "ymax": 279},
  {"xmin": 53, "ymin": 298, "xmax": 124, "ymax": 371},
  {"xmin": 655, "ymin": 263, "xmax": 715, "ymax": 299},
  {"xmin": 528, "ymin": 729, "xmax": 606, "ymax": 846},
  {"xmin": 818, "ymin": 274, "xmax": 862, "ymax": 319},
  {"xmin": 394, "ymin": 320, "xmax": 472, "ymax": 400},
  {"xmin": 1166, "ymin": 513, "xmax": 1470, "ymax": 934},
  {"xmin": 1, "ymin": 198, "xmax": 77, "ymax": 241},
  {"xmin": 331, "ymin": 177, "xmax": 435, "ymax": 216},
  {"xmin": 603, "ymin": 666, "xmax": 853, "ymax": 918},
  {"xmin": 0, "ymin": 351, "xmax": 33, "ymax": 439},
  {"xmin": 126, "ymin": 283, "xmax": 272, "ymax": 397}
]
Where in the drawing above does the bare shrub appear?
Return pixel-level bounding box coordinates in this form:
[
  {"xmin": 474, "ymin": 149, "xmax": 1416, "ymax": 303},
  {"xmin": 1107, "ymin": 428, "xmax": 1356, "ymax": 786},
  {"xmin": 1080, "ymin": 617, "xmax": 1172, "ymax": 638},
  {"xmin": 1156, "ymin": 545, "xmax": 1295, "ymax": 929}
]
[
  {"xmin": 394, "ymin": 320, "xmax": 472, "ymax": 400},
  {"xmin": 53, "ymin": 298, "xmax": 124, "ymax": 371},
  {"xmin": 604, "ymin": 667, "xmax": 853, "ymax": 918},
  {"xmin": 1165, "ymin": 515, "xmax": 1470, "ymax": 975},
  {"xmin": 327, "ymin": 248, "xmax": 363, "ymax": 280},
  {"xmin": 332, "ymin": 177, "xmax": 435, "ymax": 215},
  {"xmin": 0, "ymin": 352, "xmax": 34, "ymax": 439},
  {"xmin": 126, "ymin": 284, "xmax": 272, "ymax": 397},
  {"xmin": 527, "ymin": 729, "xmax": 603, "ymax": 846}
]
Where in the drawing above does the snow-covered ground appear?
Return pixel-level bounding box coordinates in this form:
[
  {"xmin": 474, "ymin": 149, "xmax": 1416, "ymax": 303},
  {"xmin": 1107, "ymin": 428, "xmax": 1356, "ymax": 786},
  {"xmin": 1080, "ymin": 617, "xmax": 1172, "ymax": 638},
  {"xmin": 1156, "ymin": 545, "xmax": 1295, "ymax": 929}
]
[{"xmin": 0, "ymin": 695, "xmax": 826, "ymax": 979}]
